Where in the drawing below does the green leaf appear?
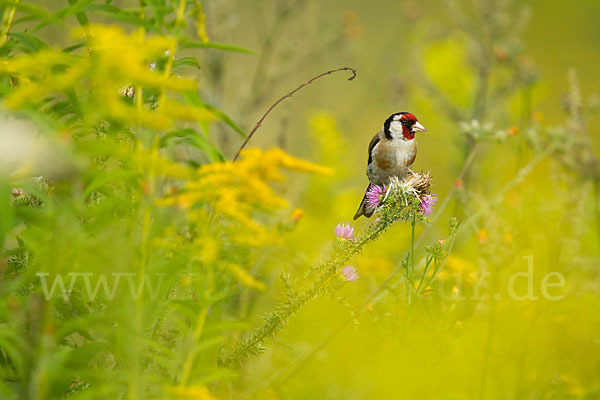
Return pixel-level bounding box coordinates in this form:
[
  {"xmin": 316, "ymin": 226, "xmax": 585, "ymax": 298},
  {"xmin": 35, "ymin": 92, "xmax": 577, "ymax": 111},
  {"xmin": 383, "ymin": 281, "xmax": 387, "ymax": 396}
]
[
  {"xmin": 159, "ymin": 128, "xmax": 195, "ymax": 147},
  {"xmin": 8, "ymin": 32, "xmax": 48, "ymax": 53},
  {"xmin": 0, "ymin": 329, "xmax": 26, "ymax": 380},
  {"xmin": 144, "ymin": 0, "xmax": 171, "ymax": 26},
  {"xmin": 183, "ymin": 92, "xmax": 247, "ymax": 138},
  {"xmin": 195, "ymin": 367, "xmax": 238, "ymax": 385},
  {"xmin": 62, "ymin": 41, "xmax": 86, "ymax": 53},
  {"xmin": 179, "ymin": 38, "xmax": 254, "ymax": 54},
  {"xmin": 192, "ymin": 335, "xmax": 223, "ymax": 354},
  {"xmin": 0, "ymin": 1, "xmax": 51, "ymax": 21},
  {"xmin": 83, "ymin": 170, "xmax": 141, "ymax": 198},
  {"xmin": 12, "ymin": 15, "xmax": 43, "ymax": 26},
  {"xmin": 0, "ymin": 181, "xmax": 13, "ymax": 250},
  {"xmin": 65, "ymin": 342, "xmax": 106, "ymax": 367},
  {"xmin": 55, "ymin": 314, "xmax": 105, "ymax": 340},
  {"xmin": 159, "ymin": 128, "xmax": 226, "ymax": 162},
  {"xmin": 68, "ymin": 0, "xmax": 91, "ymax": 29},
  {"xmin": 205, "ymin": 104, "xmax": 247, "ymax": 138},
  {"xmin": 89, "ymin": 5, "xmax": 159, "ymax": 31},
  {"xmin": 173, "ymin": 56, "xmax": 201, "ymax": 69},
  {"xmin": 169, "ymin": 299, "xmax": 204, "ymax": 316},
  {"xmin": 32, "ymin": 0, "xmax": 95, "ymax": 31}
]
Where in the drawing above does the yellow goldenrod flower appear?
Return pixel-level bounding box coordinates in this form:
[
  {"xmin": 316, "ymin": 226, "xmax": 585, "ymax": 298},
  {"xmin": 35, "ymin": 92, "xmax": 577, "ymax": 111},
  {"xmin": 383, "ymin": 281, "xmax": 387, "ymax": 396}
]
[
  {"xmin": 165, "ymin": 385, "xmax": 217, "ymax": 400},
  {"xmin": 531, "ymin": 111, "xmax": 543, "ymax": 122},
  {"xmin": 0, "ymin": 25, "xmax": 211, "ymax": 130},
  {"xmin": 223, "ymin": 263, "xmax": 265, "ymax": 291},
  {"xmin": 158, "ymin": 148, "xmax": 329, "ymax": 246},
  {"xmin": 477, "ymin": 229, "xmax": 488, "ymax": 244},
  {"xmin": 291, "ymin": 208, "xmax": 304, "ymax": 222}
]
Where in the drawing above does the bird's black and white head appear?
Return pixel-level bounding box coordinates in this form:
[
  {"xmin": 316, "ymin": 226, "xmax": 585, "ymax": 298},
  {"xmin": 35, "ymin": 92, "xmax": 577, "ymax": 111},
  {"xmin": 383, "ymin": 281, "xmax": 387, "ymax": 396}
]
[{"xmin": 383, "ymin": 112, "xmax": 427, "ymax": 140}]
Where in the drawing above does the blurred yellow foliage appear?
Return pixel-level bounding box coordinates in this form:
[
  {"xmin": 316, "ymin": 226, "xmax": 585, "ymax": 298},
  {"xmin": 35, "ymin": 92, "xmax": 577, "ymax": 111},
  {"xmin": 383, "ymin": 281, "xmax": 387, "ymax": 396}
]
[
  {"xmin": 193, "ymin": 0, "xmax": 210, "ymax": 43},
  {"xmin": 290, "ymin": 208, "xmax": 304, "ymax": 222},
  {"xmin": 2, "ymin": 1, "xmax": 599, "ymax": 399},
  {"xmin": 224, "ymin": 263, "xmax": 265, "ymax": 291},
  {"xmin": 309, "ymin": 112, "xmax": 345, "ymax": 167},
  {"xmin": 131, "ymin": 144, "xmax": 193, "ymax": 179},
  {"xmin": 439, "ymin": 255, "xmax": 478, "ymax": 284},
  {"xmin": 158, "ymin": 148, "xmax": 331, "ymax": 245},
  {"xmin": 444, "ymin": 255, "xmax": 477, "ymax": 274},
  {"xmin": 0, "ymin": 25, "xmax": 213, "ymax": 130},
  {"xmin": 342, "ymin": 11, "xmax": 363, "ymax": 40},
  {"xmin": 424, "ymin": 39, "xmax": 474, "ymax": 107},
  {"xmin": 165, "ymin": 385, "xmax": 217, "ymax": 400},
  {"xmin": 197, "ymin": 237, "xmax": 219, "ymax": 264},
  {"xmin": 356, "ymin": 254, "xmax": 394, "ymax": 277}
]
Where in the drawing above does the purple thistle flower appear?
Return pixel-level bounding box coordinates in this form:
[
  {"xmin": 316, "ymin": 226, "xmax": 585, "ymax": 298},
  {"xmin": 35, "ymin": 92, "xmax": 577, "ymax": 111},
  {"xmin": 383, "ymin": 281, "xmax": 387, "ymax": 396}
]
[
  {"xmin": 419, "ymin": 194, "xmax": 437, "ymax": 216},
  {"xmin": 341, "ymin": 266, "xmax": 359, "ymax": 282},
  {"xmin": 335, "ymin": 222, "xmax": 355, "ymax": 240},
  {"xmin": 366, "ymin": 184, "xmax": 386, "ymax": 211}
]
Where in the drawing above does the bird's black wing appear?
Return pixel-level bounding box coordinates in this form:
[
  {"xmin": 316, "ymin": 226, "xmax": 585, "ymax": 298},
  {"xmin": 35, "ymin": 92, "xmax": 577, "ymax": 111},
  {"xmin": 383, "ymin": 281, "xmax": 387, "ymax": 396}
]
[{"xmin": 367, "ymin": 132, "xmax": 380, "ymax": 166}]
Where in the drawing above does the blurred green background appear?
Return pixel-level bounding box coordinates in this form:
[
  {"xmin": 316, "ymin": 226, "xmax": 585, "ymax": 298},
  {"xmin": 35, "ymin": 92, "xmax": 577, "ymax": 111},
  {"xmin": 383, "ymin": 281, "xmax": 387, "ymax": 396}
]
[
  {"xmin": 202, "ymin": 0, "xmax": 600, "ymax": 398},
  {"xmin": 1, "ymin": 0, "xmax": 599, "ymax": 399}
]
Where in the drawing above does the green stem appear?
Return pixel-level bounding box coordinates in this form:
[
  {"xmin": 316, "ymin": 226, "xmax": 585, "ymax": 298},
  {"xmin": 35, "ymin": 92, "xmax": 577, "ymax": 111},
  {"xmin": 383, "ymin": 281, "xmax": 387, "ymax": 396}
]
[
  {"xmin": 66, "ymin": 0, "xmax": 92, "ymax": 37},
  {"xmin": 410, "ymin": 213, "xmax": 416, "ymax": 274},
  {"xmin": 457, "ymin": 148, "xmax": 551, "ymax": 239},
  {"xmin": 408, "ymin": 212, "xmax": 417, "ymax": 303},
  {"xmin": 478, "ymin": 262, "xmax": 499, "ymax": 400},
  {"xmin": 178, "ymin": 307, "xmax": 208, "ymax": 385},
  {"xmin": 127, "ymin": 138, "xmax": 158, "ymax": 400},
  {"xmin": 156, "ymin": 0, "xmax": 186, "ymax": 110},
  {"xmin": 220, "ymin": 266, "xmax": 337, "ymax": 367},
  {"xmin": 0, "ymin": 0, "xmax": 19, "ymax": 47},
  {"xmin": 415, "ymin": 254, "xmax": 433, "ymax": 296},
  {"xmin": 178, "ymin": 264, "xmax": 214, "ymax": 385},
  {"xmin": 422, "ymin": 233, "xmax": 457, "ymax": 292},
  {"xmin": 594, "ymin": 179, "xmax": 600, "ymax": 253},
  {"xmin": 414, "ymin": 143, "xmax": 480, "ymax": 249}
]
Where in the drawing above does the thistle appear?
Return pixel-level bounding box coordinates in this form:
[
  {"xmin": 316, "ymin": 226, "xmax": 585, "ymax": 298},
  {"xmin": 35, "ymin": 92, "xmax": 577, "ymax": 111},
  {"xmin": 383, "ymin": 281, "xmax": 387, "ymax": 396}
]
[
  {"xmin": 366, "ymin": 184, "xmax": 386, "ymax": 211},
  {"xmin": 335, "ymin": 223, "xmax": 355, "ymax": 240},
  {"xmin": 341, "ymin": 266, "xmax": 359, "ymax": 282},
  {"xmin": 419, "ymin": 194, "xmax": 438, "ymax": 216},
  {"xmin": 219, "ymin": 172, "xmax": 434, "ymax": 367}
]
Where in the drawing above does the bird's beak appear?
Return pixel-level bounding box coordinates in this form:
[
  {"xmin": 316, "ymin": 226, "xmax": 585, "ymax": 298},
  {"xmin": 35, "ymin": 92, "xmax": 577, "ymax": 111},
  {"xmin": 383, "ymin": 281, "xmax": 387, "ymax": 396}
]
[{"xmin": 411, "ymin": 121, "xmax": 427, "ymax": 133}]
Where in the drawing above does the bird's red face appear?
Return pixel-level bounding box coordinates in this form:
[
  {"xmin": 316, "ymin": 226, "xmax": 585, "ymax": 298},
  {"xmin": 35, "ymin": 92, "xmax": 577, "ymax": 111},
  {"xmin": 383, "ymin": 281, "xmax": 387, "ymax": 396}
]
[
  {"xmin": 399, "ymin": 113, "xmax": 418, "ymax": 139},
  {"xmin": 385, "ymin": 112, "xmax": 427, "ymax": 140}
]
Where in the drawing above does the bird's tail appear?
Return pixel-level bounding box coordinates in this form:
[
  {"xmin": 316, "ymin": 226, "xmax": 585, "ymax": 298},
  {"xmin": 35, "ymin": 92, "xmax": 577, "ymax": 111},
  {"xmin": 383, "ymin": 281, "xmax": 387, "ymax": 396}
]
[{"xmin": 353, "ymin": 184, "xmax": 375, "ymax": 220}]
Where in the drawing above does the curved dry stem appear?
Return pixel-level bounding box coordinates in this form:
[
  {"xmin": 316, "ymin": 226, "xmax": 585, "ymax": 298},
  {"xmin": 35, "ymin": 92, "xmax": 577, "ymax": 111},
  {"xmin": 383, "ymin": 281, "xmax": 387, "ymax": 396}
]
[{"xmin": 233, "ymin": 67, "xmax": 357, "ymax": 161}]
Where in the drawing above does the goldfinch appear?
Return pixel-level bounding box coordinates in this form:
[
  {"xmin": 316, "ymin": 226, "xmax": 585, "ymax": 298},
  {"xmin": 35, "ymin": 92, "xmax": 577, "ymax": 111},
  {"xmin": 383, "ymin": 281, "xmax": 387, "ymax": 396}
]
[{"xmin": 353, "ymin": 112, "xmax": 427, "ymax": 219}]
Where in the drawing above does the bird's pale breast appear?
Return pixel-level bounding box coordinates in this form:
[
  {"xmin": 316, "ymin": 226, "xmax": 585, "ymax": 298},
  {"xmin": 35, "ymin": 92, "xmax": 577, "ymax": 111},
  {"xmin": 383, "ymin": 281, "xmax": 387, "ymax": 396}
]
[{"xmin": 367, "ymin": 138, "xmax": 417, "ymax": 185}]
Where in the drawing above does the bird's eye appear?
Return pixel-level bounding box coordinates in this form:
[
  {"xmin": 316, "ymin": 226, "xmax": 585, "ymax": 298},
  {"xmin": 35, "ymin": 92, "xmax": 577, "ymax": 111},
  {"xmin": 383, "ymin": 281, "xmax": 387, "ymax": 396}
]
[{"xmin": 400, "ymin": 119, "xmax": 411, "ymax": 127}]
